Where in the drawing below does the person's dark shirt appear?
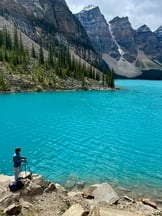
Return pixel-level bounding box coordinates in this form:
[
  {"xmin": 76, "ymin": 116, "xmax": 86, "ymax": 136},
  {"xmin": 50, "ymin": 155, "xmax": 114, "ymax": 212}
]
[{"xmin": 13, "ymin": 152, "xmax": 22, "ymax": 168}]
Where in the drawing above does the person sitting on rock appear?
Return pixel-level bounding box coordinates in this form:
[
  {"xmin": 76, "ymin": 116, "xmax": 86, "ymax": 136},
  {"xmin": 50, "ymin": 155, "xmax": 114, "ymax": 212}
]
[{"xmin": 13, "ymin": 147, "xmax": 26, "ymax": 184}]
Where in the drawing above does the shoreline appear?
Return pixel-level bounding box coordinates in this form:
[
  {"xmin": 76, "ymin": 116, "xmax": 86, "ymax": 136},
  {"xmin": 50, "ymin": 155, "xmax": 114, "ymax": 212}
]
[
  {"xmin": 1, "ymin": 171, "xmax": 161, "ymax": 201},
  {"xmin": 0, "ymin": 85, "xmax": 122, "ymax": 94},
  {"xmin": 45, "ymin": 175, "xmax": 162, "ymax": 202},
  {"xmin": 0, "ymin": 173, "xmax": 161, "ymax": 216}
]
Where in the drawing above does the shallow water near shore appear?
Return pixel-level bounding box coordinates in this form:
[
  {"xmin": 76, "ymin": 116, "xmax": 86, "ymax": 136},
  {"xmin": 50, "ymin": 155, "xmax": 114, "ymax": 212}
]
[{"xmin": 0, "ymin": 80, "xmax": 162, "ymax": 199}]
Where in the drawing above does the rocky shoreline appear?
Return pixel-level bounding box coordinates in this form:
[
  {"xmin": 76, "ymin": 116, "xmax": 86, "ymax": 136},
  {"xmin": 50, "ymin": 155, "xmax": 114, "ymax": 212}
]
[{"xmin": 0, "ymin": 172, "xmax": 161, "ymax": 216}]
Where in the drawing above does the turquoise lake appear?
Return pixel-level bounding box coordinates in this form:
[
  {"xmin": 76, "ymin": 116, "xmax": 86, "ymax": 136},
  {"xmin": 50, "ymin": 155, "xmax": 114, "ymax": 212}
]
[{"xmin": 0, "ymin": 80, "xmax": 162, "ymax": 199}]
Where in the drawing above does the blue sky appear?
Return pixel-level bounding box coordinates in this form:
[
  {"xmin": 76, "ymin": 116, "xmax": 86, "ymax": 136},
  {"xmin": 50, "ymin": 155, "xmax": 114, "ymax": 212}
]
[{"xmin": 66, "ymin": 0, "xmax": 162, "ymax": 31}]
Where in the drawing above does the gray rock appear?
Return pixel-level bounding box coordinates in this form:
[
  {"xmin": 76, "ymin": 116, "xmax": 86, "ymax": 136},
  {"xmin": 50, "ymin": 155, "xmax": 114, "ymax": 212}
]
[
  {"xmin": 0, "ymin": 194, "xmax": 20, "ymax": 208},
  {"xmin": 25, "ymin": 182, "xmax": 43, "ymax": 196},
  {"xmin": 83, "ymin": 184, "xmax": 100, "ymax": 199},
  {"xmin": 100, "ymin": 207, "xmax": 138, "ymax": 216},
  {"xmin": 44, "ymin": 183, "xmax": 56, "ymax": 193},
  {"xmin": 21, "ymin": 201, "xmax": 36, "ymax": 216},
  {"xmin": 19, "ymin": 171, "xmax": 32, "ymax": 180},
  {"xmin": 88, "ymin": 205, "xmax": 100, "ymax": 216},
  {"xmin": 124, "ymin": 196, "xmax": 135, "ymax": 203},
  {"xmin": 31, "ymin": 174, "xmax": 50, "ymax": 189},
  {"xmin": 141, "ymin": 198, "xmax": 157, "ymax": 209},
  {"xmin": 62, "ymin": 204, "xmax": 86, "ymax": 216},
  {"xmin": 135, "ymin": 201, "xmax": 159, "ymax": 215},
  {"xmin": 92, "ymin": 183, "xmax": 119, "ymax": 204}
]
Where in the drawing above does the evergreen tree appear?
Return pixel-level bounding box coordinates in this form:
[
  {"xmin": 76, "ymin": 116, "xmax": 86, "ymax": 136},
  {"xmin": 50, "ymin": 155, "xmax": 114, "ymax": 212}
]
[
  {"xmin": 110, "ymin": 68, "xmax": 115, "ymax": 88},
  {"xmin": 31, "ymin": 43, "xmax": 36, "ymax": 58},
  {"xmin": 48, "ymin": 43, "xmax": 54, "ymax": 68},
  {"xmin": 39, "ymin": 37, "xmax": 44, "ymax": 65},
  {"xmin": 13, "ymin": 27, "xmax": 19, "ymax": 51},
  {"xmin": 106, "ymin": 69, "xmax": 115, "ymax": 88},
  {"xmin": 96, "ymin": 73, "xmax": 100, "ymax": 81}
]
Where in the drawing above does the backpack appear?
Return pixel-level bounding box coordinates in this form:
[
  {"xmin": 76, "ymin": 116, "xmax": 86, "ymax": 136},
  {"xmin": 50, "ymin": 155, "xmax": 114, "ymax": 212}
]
[{"xmin": 9, "ymin": 180, "xmax": 24, "ymax": 192}]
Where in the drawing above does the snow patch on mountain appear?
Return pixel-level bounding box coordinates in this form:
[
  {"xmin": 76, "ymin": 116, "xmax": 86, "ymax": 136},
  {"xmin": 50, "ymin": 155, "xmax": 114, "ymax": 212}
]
[
  {"xmin": 108, "ymin": 23, "xmax": 125, "ymax": 59},
  {"xmin": 81, "ymin": 5, "xmax": 97, "ymax": 13}
]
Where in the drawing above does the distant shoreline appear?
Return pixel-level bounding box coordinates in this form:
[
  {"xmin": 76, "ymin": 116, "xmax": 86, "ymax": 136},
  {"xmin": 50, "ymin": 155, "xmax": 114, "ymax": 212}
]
[{"xmin": 0, "ymin": 86, "xmax": 121, "ymax": 94}]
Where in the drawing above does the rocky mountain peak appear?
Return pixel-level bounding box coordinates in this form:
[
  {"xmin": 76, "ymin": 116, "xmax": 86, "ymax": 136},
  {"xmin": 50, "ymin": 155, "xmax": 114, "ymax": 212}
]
[
  {"xmin": 137, "ymin": 24, "xmax": 151, "ymax": 32},
  {"xmin": 109, "ymin": 16, "xmax": 131, "ymax": 29},
  {"xmin": 154, "ymin": 26, "xmax": 162, "ymax": 42},
  {"xmin": 155, "ymin": 25, "xmax": 162, "ymax": 33},
  {"xmin": 109, "ymin": 16, "xmax": 137, "ymax": 63},
  {"xmin": 75, "ymin": 6, "xmax": 119, "ymax": 58},
  {"xmin": 76, "ymin": 5, "xmax": 162, "ymax": 79},
  {"xmin": 80, "ymin": 5, "xmax": 98, "ymax": 13},
  {"xmin": 76, "ymin": 5, "xmax": 102, "ymax": 22}
]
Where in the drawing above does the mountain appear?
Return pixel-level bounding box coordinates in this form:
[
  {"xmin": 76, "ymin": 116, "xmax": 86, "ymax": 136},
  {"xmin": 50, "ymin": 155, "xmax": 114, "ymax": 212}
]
[
  {"xmin": 155, "ymin": 26, "xmax": 162, "ymax": 42},
  {"xmin": 0, "ymin": 0, "xmax": 115, "ymax": 92},
  {"xmin": 0, "ymin": 0, "xmax": 86, "ymax": 46},
  {"xmin": 0, "ymin": 0, "xmax": 108, "ymax": 70},
  {"xmin": 76, "ymin": 6, "xmax": 162, "ymax": 79},
  {"xmin": 76, "ymin": 6, "xmax": 120, "ymax": 60}
]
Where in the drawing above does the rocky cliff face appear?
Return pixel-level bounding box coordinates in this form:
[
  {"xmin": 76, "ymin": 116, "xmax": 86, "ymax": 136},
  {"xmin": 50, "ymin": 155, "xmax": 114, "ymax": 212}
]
[
  {"xmin": 155, "ymin": 26, "xmax": 162, "ymax": 42},
  {"xmin": 0, "ymin": 0, "xmax": 107, "ymax": 69},
  {"xmin": 76, "ymin": 6, "xmax": 162, "ymax": 79},
  {"xmin": 0, "ymin": 0, "xmax": 85, "ymax": 44},
  {"xmin": 76, "ymin": 6, "xmax": 119, "ymax": 60},
  {"xmin": 109, "ymin": 16, "xmax": 137, "ymax": 63},
  {"xmin": 136, "ymin": 25, "xmax": 162, "ymax": 63}
]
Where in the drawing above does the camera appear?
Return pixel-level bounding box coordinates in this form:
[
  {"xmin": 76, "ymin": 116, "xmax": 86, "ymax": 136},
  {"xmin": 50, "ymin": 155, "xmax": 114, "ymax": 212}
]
[{"xmin": 21, "ymin": 157, "xmax": 26, "ymax": 163}]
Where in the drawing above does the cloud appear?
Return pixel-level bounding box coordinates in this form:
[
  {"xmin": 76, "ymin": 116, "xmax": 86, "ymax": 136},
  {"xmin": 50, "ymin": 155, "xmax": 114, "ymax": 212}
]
[{"xmin": 66, "ymin": 0, "xmax": 162, "ymax": 31}]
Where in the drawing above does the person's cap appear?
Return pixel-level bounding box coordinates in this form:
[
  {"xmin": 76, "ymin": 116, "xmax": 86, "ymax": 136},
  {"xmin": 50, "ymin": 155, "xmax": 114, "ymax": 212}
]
[{"xmin": 15, "ymin": 147, "xmax": 21, "ymax": 152}]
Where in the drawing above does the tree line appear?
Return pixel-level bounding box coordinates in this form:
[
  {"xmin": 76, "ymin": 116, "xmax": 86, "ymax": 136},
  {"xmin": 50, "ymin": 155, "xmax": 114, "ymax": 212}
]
[{"xmin": 0, "ymin": 26, "xmax": 115, "ymax": 90}]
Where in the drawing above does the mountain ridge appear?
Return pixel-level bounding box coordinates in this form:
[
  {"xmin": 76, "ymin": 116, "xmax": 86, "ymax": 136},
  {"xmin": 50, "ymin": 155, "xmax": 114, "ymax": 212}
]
[{"xmin": 76, "ymin": 5, "xmax": 162, "ymax": 79}]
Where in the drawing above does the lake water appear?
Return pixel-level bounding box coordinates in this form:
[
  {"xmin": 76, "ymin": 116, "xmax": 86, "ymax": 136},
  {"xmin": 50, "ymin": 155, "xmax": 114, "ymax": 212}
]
[{"xmin": 0, "ymin": 80, "xmax": 162, "ymax": 199}]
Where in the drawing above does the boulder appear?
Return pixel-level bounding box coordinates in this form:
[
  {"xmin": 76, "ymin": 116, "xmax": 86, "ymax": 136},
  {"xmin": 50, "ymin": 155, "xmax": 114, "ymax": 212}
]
[
  {"xmin": 88, "ymin": 205, "xmax": 100, "ymax": 216},
  {"xmin": 55, "ymin": 183, "xmax": 68, "ymax": 195},
  {"xmin": 83, "ymin": 184, "xmax": 100, "ymax": 199},
  {"xmin": 3, "ymin": 203, "xmax": 22, "ymax": 215},
  {"xmin": 100, "ymin": 207, "xmax": 138, "ymax": 216},
  {"xmin": 25, "ymin": 182, "xmax": 43, "ymax": 196},
  {"xmin": 141, "ymin": 198, "xmax": 157, "ymax": 209},
  {"xmin": 124, "ymin": 196, "xmax": 135, "ymax": 203},
  {"xmin": 135, "ymin": 201, "xmax": 159, "ymax": 215},
  {"xmin": 155, "ymin": 199, "xmax": 162, "ymax": 209},
  {"xmin": 21, "ymin": 201, "xmax": 36, "ymax": 216},
  {"xmin": 19, "ymin": 171, "xmax": 32, "ymax": 180},
  {"xmin": 92, "ymin": 183, "xmax": 119, "ymax": 204},
  {"xmin": 68, "ymin": 191, "xmax": 83, "ymax": 199},
  {"xmin": 62, "ymin": 204, "xmax": 86, "ymax": 216},
  {"xmin": 31, "ymin": 174, "xmax": 50, "ymax": 189},
  {"xmin": 44, "ymin": 183, "xmax": 56, "ymax": 193},
  {"xmin": 0, "ymin": 193, "xmax": 20, "ymax": 208}
]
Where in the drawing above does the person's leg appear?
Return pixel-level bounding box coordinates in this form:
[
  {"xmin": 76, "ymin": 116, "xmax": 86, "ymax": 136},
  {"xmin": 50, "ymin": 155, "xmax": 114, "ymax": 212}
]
[{"xmin": 14, "ymin": 167, "xmax": 20, "ymax": 183}]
